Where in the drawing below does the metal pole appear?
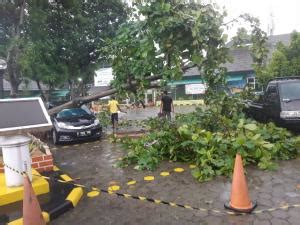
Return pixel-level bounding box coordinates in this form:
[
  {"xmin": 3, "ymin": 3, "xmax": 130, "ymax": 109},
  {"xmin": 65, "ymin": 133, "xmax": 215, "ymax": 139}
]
[
  {"xmin": 0, "ymin": 59, "xmax": 7, "ymax": 99},
  {"xmin": 144, "ymin": 91, "xmax": 148, "ymax": 105},
  {"xmin": 0, "ymin": 70, "xmax": 3, "ymax": 99}
]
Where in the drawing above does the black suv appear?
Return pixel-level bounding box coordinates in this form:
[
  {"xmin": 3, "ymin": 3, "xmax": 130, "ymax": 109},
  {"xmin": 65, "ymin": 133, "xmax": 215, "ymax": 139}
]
[{"xmin": 245, "ymin": 77, "xmax": 300, "ymax": 129}]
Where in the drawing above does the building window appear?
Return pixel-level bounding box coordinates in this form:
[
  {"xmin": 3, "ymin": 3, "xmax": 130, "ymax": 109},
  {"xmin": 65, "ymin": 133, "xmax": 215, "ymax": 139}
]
[{"xmin": 247, "ymin": 77, "xmax": 256, "ymax": 89}]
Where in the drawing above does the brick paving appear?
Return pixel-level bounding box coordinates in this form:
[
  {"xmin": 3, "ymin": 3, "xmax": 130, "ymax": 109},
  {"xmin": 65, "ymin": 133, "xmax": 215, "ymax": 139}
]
[{"xmin": 50, "ymin": 106, "xmax": 300, "ymax": 225}]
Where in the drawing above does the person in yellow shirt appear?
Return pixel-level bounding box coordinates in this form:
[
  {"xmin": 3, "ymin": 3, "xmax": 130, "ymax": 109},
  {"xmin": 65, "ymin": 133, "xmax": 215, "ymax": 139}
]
[{"xmin": 107, "ymin": 96, "xmax": 123, "ymax": 132}]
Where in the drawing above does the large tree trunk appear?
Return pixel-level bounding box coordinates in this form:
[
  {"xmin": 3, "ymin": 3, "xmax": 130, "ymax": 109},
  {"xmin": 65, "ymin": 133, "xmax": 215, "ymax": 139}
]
[
  {"xmin": 68, "ymin": 80, "xmax": 75, "ymax": 99},
  {"xmin": 48, "ymin": 75, "xmax": 163, "ymax": 115},
  {"xmin": 7, "ymin": 47, "xmax": 22, "ymax": 97},
  {"xmin": 48, "ymin": 64, "xmax": 196, "ymax": 115},
  {"xmin": 36, "ymin": 80, "xmax": 47, "ymax": 101},
  {"xmin": 6, "ymin": 0, "xmax": 26, "ymax": 97},
  {"xmin": 9, "ymin": 79, "xmax": 19, "ymax": 98}
]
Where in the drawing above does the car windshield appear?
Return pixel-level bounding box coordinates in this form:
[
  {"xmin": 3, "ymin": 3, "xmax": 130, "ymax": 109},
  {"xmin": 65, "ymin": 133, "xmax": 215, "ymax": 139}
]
[
  {"xmin": 279, "ymin": 82, "xmax": 300, "ymax": 101},
  {"xmin": 57, "ymin": 108, "xmax": 90, "ymax": 118}
]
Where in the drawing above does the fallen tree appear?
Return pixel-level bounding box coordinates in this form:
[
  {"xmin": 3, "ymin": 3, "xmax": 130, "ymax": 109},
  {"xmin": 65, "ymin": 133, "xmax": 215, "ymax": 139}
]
[
  {"xmin": 48, "ymin": 87, "xmax": 118, "ymax": 116},
  {"xmin": 48, "ymin": 1, "xmax": 267, "ymax": 115},
  {"xmin": 117, "ymin": 95, "xmax": 300, "ymax": 181},
  {"xmin": 48, "ymin": 64, "xmax": 195, "ymax": 115},
  {"xmin": 48, "ymin": 1, "xmax": 229, "ymax": 115}
]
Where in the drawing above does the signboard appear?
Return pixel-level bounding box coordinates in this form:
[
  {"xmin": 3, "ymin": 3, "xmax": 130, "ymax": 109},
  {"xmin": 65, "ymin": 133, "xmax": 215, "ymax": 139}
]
[
  {"xmin": 94, "ymin": 67, "xmax": 114, "ymax": 87},
  {"xmin": 0, "ymin": 97, "xmax": 52, "ymax": 135},
  {"xmin": 185, "ymin": 83, "xmax": 206, "ymax": 94}
]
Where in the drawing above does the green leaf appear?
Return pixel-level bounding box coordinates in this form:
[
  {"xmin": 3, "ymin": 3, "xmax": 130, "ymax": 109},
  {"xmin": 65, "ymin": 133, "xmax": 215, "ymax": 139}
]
[
  {"xmin": 191, "ymin": 168, "xmax": 201, "ymax": 179},
  {"xmin": 244, "ymin": 124, "xmax": 257, "ymax": 131},
  {"xmin": 141, "ymin": 51, "xmax": 148, "ymax": 58},
  {"xmin": 245, "ymin": 142, "xmax": 255, "ymax": 150},
  {"xmin": 237, "ymin": 119, "xmax": 244, "ymax": 128},
  {"xmin": 262, "ymin": 143, "xmax": 274, "ymax": 149},
  {"xmin": 164, "ymin": 3, "xmax": 171, "ymax": 11},
  {"xmin": 254, "ymin": 148, "xmax": 262, "ymax": 158},
  {"xmin": 191, "ymin": 54, "xmax": 203, "ymax": 64},
  {"xmin": 192, "ymin": 134, "xmax": 199, "ymax": 141},
  {"xmin": 252, "ymin": 134, "xmax": 261, "ymax": 140}
]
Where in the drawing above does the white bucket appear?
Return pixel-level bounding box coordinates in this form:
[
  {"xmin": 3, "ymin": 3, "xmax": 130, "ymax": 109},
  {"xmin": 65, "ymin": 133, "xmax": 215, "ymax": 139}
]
[{"xmin": 0, "ymin": 135, "xmax": 32, "ymax": 187}]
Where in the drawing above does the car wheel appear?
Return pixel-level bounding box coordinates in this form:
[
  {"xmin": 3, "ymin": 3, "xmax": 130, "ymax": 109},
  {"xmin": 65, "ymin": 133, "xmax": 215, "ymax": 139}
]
[{"xmin": 52, "ymin": 129, "xmax": 59, "ymax": 145}]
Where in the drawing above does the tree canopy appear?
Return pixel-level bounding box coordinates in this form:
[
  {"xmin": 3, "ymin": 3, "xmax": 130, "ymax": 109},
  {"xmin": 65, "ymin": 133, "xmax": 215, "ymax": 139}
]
[
  {"xmin": 1, "ymin": 0, "xmax": 269, "ymax": 106},
  {"xmin": 109, "ymin": 0, "xmax": 229, "ymax": 96},
  {"xmin": 258, "ymin": 31, "xmax": 300, "ymax": 86},
  {"xmin": 22, "ymin": 0, "xmax": 128, "ymax": 97},
  {"xmin": 48, "ymin": 0, "xmax": 270, "ymax": 114},
  {"xmin": 230, "ymin": 15, "xmax": 268, "ymax": 90},
  {"xmin": 0, "ymin": 0, "xmax": 26, "ymax": 96},
  {"xmin": 0, "ymin": 0, "xmax": 128, "ymax": 97}
]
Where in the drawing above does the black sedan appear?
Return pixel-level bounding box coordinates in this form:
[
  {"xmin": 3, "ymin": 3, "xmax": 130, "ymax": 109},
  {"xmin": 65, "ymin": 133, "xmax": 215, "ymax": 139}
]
[{"xmin": 52, "ymin": 107, "xmax": 102, "ymax": 144}]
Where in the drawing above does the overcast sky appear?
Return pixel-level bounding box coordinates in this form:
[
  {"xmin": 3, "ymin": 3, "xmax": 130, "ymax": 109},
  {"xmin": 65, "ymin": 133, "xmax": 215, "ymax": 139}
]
[
  {"xmin": 213, "ymin": 0, "xmax": 300, "ymax": 37},
  {"xmin": 126, "ymin": 0, "xmax": 300, "ymax": 37}
]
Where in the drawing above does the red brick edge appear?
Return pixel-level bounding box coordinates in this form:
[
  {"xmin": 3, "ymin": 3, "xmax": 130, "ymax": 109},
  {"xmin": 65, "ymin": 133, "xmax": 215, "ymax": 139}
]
[{"xmin": 0, "ymin": 153, "xmax": 53, "ymax": 173}]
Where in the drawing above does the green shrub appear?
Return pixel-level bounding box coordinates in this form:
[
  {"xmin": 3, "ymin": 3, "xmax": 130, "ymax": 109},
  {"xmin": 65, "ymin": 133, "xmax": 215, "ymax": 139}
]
[{"xmin": 118, "ymin": 94, "xmax": 299, "ymax": 182}]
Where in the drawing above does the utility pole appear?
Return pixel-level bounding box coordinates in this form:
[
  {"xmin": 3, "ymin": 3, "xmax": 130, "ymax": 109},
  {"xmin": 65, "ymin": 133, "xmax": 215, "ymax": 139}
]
[{"xmin": 267, "ymin": 11, "xmax": 275, "ymax": 36}]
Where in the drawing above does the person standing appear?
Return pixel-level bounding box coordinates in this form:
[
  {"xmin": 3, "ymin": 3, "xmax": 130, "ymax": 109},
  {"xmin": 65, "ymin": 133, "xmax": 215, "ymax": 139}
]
[
  {"xmin": 107, "ymin": 96, "xmax": 123, "ymax": 132},
  {"xmin": 160, "ymin": 90, "xmax": 174, "ymax": 121}
]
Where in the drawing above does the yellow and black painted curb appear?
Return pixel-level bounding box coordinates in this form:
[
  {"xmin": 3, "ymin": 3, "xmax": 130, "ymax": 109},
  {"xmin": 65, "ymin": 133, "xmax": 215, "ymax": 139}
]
[
  {"xmin": 3, "ymin": 163, "xmax": 300, "ymax": 219},
  {"xmin": 96, "ymin": 190, "xmax": 300, "ymax": 216},
  {"xmin": 44, "ymin": 166, "xmax": 83, "ymax": 220},
  {"xmin": 3, "ymin": 165, "xmax": 83, "ymax": 224},
  {"xmin": 43, "ymin": 168, "xmax": 300, "ymax": 216},
  {"xmin": 45, "ymin": 176, "xmax": 300, "ymax": 216},
  {"xmin": 7, "ymin": 212, "xmax": 50, "ymax": 225},
  {"xmin": 156, "ymin": 100, "xmax": 204, "ymax": 107}
]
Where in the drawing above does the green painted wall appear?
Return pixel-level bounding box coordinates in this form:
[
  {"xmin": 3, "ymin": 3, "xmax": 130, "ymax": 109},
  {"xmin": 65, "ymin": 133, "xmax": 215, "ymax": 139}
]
[{"xmin": 167, "ymin": 71, "xmax": 255, "ymax": 100}]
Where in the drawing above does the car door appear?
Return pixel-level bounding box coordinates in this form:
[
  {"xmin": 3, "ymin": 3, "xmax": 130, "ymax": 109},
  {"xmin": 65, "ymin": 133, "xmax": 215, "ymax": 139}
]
[{"xmin": 264, "ymin": 85, "xmax": 280, "ymax": 121}]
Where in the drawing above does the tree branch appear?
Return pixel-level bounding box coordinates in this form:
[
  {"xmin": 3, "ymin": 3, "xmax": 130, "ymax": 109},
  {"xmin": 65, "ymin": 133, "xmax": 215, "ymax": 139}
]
[
  {"xmin": 182, "ymin": 63, "xmax": 197, "ymax": 72},
  {"xmin": 222, "ymin": 15, "xmax": 242, "ymax": 26},
  {"xmin": 48, "ymin": 74, "xmax": 163, "ymax": 115}
]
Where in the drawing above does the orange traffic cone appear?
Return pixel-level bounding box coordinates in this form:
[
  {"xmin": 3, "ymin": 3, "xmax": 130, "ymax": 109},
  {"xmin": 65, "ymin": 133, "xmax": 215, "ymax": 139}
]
[
  {"xmin": 23, "ymin": 174, "xmax": 46, "ymax": 225},
  {"xmin": 224, "ymin": 154, "xmax": 257, "ymax": 213}
]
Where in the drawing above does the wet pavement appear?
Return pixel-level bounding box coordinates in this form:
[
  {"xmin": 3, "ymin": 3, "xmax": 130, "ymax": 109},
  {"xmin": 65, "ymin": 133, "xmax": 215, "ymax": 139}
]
[
  {"xmin": 112, "ymin": 105, "xmax": 196, "ymax": 123},
  {"xmin": 50, "ymin": 106, "xmax": 300, "ymax": 225}
]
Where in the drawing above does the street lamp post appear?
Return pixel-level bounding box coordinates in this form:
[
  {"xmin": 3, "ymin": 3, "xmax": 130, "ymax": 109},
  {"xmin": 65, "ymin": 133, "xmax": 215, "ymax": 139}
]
[
  {"xmin": 0, "ymin": 59, "xmax": 7, "ymax": 99},
  {"xmin": 78, "ymin": 77, "xmax": 84, "ymax": 97}
]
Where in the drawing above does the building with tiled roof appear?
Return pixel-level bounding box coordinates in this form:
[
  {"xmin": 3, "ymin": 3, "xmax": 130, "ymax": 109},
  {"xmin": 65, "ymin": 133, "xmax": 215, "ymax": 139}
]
[{"xmin": 173, "ymin": 33, "xmax": 292, "ymax": 98}]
